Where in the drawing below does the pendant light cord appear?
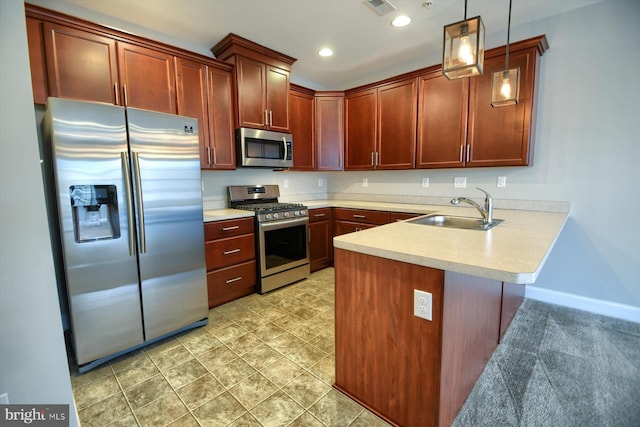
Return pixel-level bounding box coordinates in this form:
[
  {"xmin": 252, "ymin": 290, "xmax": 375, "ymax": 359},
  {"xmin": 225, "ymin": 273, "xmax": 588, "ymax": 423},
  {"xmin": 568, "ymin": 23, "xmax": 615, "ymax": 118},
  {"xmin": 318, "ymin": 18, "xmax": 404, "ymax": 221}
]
[
  {"xmin": 464, "ymin": 0, "xmax": 468, "ymax": 19},
  {"xmin": 506, "ymin": 0, "xmax": 512, "ymax": 69}
]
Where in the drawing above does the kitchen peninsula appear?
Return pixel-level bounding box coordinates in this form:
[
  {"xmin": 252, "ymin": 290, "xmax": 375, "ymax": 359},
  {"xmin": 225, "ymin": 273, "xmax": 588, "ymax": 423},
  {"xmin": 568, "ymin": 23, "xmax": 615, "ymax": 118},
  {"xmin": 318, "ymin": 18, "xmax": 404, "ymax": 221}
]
[{"xmin": 331, "ymin": 204, "xmax": 568, "ymax": 427}]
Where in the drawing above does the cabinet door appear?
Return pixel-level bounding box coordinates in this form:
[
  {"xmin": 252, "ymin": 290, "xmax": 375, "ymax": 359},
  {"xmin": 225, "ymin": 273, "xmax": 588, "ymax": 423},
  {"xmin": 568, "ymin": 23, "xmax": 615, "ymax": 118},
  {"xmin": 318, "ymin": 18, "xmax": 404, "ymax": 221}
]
[
  {"xmin": 266, "ymin": 65, "xmax": 290, "ymax": 132},
  {"xmin": 309, "ymin": 220, "xmax": 331, "ymax": 272},
  {"xmin": 377, "ymin": 78, "xmax": 418, "ymax": 170},
  {"xmin": 289, "ymin": 89, "xmax": 315, "ymax": 170},
  {"xmin": 176, "ymin": 58, "xmax": 210, "ymax": 169},
  {"xmin": 467, "ymin": 50, "xmax": 536, "ymax": 167},
  {"xmin": 345, "ymin": 89, "xmax": 377, "ymax": 170},
  {"xmin": 43, "ymin": 22, "xmax": 118, "ymax": 104},
  {"xmin": 316, "ymin": 95, "xmax": 344, "ymax": 171},
  {"xmin": 26, "ymin": 18, "xmax": 48, "ymax": 105},
  {"xmin": 236, "ymin": 56, "xmax": 267, "ymax": 129},
  {"xmin": 207, "ymin": 66, "xmax": 236, "ymax": 170},
  {"xmin": 417, "ymin": 71, "xmax": 468, "ymax": 168},
  {"xmin": 117, "ymin": 42, "xmax": 176, "ymax": 114}
]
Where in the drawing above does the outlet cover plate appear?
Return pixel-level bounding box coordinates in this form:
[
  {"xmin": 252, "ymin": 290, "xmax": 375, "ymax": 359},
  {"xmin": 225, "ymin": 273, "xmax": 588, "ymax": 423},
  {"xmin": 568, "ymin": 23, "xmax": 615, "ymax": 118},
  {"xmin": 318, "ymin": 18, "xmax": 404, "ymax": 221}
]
[
  {"xmin": 454, "ymin": 177, "xmax": 467, "ymax": 188},
  {"xmin": 414, "ymin": 289, "xmax": 432, "ymax": 321}
]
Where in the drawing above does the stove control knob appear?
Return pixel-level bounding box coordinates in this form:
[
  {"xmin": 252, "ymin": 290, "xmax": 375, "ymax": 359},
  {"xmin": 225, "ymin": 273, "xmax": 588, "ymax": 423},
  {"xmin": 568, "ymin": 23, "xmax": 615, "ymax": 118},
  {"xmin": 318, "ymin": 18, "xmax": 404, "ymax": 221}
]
[
  {"xmin": 265, "ymin": 214, "xmax": 272, "ymax": 220},
  {"xmin": 273, "ymin": 213, "xmax": 279, "ymax": 219},
  {"xmin": 284, "ymin": 212, "xmax": 289, "ymax": 217},
  {"xmin": 294, "ymin": 211, "xmax": 299, "ymax": 216}
]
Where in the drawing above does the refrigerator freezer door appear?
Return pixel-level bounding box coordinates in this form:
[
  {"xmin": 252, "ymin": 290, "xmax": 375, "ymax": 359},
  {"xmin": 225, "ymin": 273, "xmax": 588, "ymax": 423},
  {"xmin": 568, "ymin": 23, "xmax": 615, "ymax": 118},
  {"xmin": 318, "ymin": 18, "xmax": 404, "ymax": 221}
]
[
  {"xmin": 126, "ymin": 108, "xmax": 208, "ymax": 340},
  {"xmin": 44, "ymin": 98, "xmax": 144, "ymax": 365}
]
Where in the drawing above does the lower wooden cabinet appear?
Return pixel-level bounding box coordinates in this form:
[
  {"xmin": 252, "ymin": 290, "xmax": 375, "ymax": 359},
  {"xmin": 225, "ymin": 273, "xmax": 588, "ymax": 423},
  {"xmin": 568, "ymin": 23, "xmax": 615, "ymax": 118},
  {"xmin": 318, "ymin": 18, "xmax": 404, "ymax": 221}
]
[
  {"xmin": 308, "ymin": 208, "xmax": 333, "ymax": 272},
  {"xmin": 204, "ymin": 217, "xmax": 256, "ymax": 308}
]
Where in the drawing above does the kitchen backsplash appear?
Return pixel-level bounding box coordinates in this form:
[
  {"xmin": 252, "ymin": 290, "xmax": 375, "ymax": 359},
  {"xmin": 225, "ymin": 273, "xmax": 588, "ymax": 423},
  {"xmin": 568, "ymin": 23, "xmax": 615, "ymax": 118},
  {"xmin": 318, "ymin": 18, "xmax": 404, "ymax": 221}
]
[{"xmin": 201, "ymin": 169, "xmax": 329, "ymax": 210}]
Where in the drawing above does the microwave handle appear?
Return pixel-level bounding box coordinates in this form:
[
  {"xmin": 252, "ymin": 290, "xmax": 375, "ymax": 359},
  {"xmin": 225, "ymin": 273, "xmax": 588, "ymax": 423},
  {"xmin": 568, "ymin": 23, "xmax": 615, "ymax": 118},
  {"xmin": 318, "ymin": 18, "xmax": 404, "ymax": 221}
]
[{"xmin": 282, "ymin": 137, "xmax": 288, "ymax": 161}]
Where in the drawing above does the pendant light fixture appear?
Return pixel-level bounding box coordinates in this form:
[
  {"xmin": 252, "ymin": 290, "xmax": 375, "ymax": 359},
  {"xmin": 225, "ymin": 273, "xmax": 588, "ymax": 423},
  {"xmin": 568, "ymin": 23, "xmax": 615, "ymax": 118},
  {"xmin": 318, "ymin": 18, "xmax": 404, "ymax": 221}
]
[
  {"xmin": 442, "ymin": 0, "xmax": 485, "ymax": 80},
  {"xmin": 491, "ymin": 0, "xmax": 520, "ymax": 106}
]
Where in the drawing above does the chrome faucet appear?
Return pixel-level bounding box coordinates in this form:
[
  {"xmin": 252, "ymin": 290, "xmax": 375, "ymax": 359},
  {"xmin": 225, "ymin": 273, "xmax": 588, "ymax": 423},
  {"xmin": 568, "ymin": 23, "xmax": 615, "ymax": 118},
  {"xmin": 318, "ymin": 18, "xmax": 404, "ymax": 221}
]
[{"xmin": 451, "ymin": 187, "xmax": 494, "ymax": 225}]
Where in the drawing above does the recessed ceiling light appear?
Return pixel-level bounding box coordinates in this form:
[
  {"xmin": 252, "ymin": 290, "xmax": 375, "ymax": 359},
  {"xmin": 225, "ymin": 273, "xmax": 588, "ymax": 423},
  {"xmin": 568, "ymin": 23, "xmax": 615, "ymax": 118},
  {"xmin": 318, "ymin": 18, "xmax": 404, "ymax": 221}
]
[
  {"xmin": 318, "ymin": 47, "xmax": 334, "ymax": 57},
  {"xmin": 391, "ymin": 15, "xmax": 411, "ymax": 27}
]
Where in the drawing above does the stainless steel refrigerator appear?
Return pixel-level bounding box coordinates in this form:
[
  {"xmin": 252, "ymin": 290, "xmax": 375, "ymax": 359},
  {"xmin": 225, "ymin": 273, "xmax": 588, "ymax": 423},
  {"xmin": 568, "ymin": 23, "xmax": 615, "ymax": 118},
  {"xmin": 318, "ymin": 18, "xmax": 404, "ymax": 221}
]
[{"xmin": 43, "ymin": 97, "xmax": 208, "ymax": 372}]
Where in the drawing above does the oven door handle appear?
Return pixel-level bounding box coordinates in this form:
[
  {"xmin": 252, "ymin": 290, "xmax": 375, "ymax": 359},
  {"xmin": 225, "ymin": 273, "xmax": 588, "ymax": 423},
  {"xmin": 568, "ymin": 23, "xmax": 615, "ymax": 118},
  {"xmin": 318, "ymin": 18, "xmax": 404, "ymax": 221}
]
[{"xmin": 260, "ymin": 217, "xmax": 308, "ymax": 232}]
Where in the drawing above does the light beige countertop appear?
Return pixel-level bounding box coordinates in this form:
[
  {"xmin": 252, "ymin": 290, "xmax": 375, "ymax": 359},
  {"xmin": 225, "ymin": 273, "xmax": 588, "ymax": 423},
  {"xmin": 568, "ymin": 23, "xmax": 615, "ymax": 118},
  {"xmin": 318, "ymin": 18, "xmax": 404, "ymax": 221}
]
[
  {"xmin": 328, "ymin": 202, "xmax": 568, "ymax": 285},
  {"xmin": 203, "ymin": 208, "xmax": 254, "ymax": 222}
]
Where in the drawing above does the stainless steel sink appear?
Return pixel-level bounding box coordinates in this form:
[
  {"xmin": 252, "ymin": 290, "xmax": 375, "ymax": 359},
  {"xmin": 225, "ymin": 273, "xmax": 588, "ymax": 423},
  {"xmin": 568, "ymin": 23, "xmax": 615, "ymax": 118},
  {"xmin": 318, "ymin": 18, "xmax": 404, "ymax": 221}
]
[{"xmin": 408, "ymin": 214, "xmax": 504, "ymax": 231}]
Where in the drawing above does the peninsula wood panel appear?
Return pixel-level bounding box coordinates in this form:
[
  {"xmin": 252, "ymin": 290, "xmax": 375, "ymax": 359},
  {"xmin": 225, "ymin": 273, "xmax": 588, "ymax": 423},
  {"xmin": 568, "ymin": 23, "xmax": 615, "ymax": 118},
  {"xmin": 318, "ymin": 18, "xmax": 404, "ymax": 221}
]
[
  {"xmin": 335, "ymin": 249, "xmax": 445, "ymax": 427},
  {"xmin": 439, "ymin": 271, "xmax": 502, "ymax": 426},
  {"xmin": 499, "ymin": 281, "xmax": 525, "ymax": 340}
]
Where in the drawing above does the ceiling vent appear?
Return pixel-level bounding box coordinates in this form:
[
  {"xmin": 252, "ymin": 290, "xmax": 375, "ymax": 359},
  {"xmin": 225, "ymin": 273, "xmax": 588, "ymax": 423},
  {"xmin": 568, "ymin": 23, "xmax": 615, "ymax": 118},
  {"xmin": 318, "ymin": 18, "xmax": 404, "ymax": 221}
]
[{"xmin": 363, "ymin": 0, "xmax": 397, "ymax": 16}]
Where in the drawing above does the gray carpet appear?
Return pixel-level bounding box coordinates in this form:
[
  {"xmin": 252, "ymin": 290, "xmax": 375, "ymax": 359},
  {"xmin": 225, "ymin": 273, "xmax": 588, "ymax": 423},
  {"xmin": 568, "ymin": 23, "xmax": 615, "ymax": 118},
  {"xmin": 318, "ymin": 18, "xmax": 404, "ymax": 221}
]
[{"xmin": 453, "ymin": 299, "xmax": 640, "ymax": 427}]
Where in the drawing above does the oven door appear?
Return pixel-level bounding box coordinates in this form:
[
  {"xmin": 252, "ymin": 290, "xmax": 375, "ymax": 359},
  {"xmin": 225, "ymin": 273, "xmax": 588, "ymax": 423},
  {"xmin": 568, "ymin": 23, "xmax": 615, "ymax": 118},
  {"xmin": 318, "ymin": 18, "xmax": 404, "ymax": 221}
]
[{"xmin": 258, "ymin": 217, "xmax": 309, "ymax": 277}]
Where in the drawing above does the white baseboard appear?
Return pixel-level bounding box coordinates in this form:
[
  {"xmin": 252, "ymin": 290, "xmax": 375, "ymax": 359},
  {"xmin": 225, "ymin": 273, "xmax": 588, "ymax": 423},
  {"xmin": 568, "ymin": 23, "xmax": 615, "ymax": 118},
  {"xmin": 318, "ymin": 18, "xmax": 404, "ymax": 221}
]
[{"xmin": 525, "ymin": 286, "xmax": 640, "ymax": 324}]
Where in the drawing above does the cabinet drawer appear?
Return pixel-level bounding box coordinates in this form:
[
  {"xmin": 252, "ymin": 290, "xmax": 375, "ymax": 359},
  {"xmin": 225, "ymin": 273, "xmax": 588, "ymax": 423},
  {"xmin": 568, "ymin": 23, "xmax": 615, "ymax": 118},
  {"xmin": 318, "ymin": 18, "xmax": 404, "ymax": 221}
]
[
  {"xmin": 334, "ymin": 208, "xmax": 390, "ymax": 225},
  {"xmin": 309, "ymin": 207, "xmax": 332, "ymax": 223},
  {"xmin": 205, "ymin": 217, "xmax": 254, "ymax": 241},
  {"xmin": 207, "ymin": 261, "xmax": 256, "ymax": 296},
  {"xmin": 206, "ymin": 234, "xmax": 255, "ymax": 270}
]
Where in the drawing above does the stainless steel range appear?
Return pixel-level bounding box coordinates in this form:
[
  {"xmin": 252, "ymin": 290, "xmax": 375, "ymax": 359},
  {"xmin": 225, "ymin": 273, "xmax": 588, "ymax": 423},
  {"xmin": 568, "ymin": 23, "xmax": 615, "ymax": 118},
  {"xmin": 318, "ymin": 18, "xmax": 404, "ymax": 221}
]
[{"xmin": 228, "ymin": 185, "xmax": 310, "ymax": 293}]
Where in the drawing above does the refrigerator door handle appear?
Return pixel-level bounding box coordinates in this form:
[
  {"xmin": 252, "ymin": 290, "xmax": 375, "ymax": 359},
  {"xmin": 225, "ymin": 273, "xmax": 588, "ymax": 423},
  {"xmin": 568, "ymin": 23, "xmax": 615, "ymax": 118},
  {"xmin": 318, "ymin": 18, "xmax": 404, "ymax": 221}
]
[
  {"xmin": 132, "ymin": 152, "xmax": 146, "ymax": 253},
  {"xmin": 121, "ymin": 152, "xmax": 136, "ymax": 256}
]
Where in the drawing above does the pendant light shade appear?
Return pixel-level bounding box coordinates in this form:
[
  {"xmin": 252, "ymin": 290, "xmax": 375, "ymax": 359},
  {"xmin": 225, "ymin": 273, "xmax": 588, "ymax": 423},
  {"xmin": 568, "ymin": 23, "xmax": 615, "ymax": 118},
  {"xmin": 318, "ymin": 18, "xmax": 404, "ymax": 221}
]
[
  {"xmin": 442, "ymin": 0, "xmax": 485, "ymax": 80},
  {"xmin": 491, "ymin": 0, "xmax": 519, "ymax": 106}
]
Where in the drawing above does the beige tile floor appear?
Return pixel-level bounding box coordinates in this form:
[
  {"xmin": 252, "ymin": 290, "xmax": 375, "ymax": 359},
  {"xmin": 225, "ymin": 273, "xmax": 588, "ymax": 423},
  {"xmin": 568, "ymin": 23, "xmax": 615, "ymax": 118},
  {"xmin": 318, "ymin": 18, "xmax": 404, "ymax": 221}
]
[{"xmin": 69, "ymin": 268, "xmax": 392, "ymax": 427}]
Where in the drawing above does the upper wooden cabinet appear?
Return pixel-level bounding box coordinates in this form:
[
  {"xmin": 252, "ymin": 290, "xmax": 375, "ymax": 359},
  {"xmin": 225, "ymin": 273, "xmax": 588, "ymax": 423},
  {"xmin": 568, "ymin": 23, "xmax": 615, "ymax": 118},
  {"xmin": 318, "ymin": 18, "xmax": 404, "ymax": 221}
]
[
  {"xmin": 211, "ymin": 33, "xmax": 296, "ymax": 132},
  {"xmin": 417, "ymin": 36, "xmax": 548, "ymax": 169},
  {"xmin": 176, "ymin": 58, "xmax": 235, "ymax": 170},
  {"xmin": 26, "ymin": 17, "xmax": 48, "ymax": 105},
  {"xmin": 42, "ymin": 22, "xmax": 118, "ymax": 105},
  {"xmin": 289, "ymin": 84, "xmax": 315, "ymax": 170},
  {"xmin": 117, "ymin": 42, "xmax": 176, "ymax": 114},
  {"xmin": 345, "ymin": 77, "xmax": 418, "ymax": 170},
  {"xmin": 26, "ymin": 4, "xmax": 236, "ymax": 169},
  {"xmin": 417, "ymin": 69, "xmax": 468, "ymax": 169},
  {"xmin": 466, "ymin": 42, "xmax": 544, "ymax": 167},
  {"xmin": 316, "ymin": 92, "xmax": 345, "ymax": 171}
]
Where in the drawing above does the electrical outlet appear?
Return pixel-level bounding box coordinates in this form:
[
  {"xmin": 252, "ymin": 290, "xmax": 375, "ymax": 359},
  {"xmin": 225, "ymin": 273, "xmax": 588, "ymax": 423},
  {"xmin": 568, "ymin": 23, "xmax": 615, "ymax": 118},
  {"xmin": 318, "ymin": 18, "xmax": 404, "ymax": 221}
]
[
  {"xmin": 454, "ymin": 177, "xmax": 467, "ymax": 188},
  {"xmin": 362, "ymin": 178, "xmax": 368, "ymax": 187},
  {"xmin": 318, "ymin": 178, "xmax": 324, "ymax": 187},
  {"xmin": 497, "ymin": 176, "xmax": 506, "ymax": 188},
  {"xmin": 414, "ymin": 289, "xmax": 432, "ymax": 321},
  {"xmin": 421, "ymin": 177, "xmax": 429, "ymax": 188},
  {"xmin": 283, "ymin": 178, "xmax": 289, "ymax": 188}
]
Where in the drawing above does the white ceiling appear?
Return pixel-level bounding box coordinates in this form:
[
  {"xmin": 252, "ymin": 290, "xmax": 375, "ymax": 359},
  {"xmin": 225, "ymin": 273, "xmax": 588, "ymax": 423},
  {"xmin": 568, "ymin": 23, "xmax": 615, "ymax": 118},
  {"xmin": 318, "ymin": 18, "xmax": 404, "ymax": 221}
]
[{"xmin": 52, "ymin": 0, "xmax": 603, "ymax": 89}]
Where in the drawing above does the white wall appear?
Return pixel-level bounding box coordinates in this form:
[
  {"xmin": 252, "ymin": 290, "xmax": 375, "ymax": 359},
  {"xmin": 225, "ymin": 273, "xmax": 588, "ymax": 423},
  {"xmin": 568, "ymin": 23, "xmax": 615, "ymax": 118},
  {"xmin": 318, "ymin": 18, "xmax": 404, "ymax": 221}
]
[
  {"xmin": 0, "ymin": 0, "xmax": 78, "ymax": 424},
  {"xmin": 328, "ymin": 0, "xmax": 640, "ymax": 310}
]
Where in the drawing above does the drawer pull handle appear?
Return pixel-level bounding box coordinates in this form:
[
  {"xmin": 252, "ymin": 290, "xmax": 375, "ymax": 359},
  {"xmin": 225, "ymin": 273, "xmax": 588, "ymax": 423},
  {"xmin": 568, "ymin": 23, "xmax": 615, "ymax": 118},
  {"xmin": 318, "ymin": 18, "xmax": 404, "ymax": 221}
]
[
  {"xmin": 223, "ymin": 249, "xmax": 241, "ymax": 255},
  {"xmin": 314, "ymin": 213, "xmax": 326, "ymax": 217},
  {"xmin": 222, "ymin": 226, "xmax": 240, "ymax": 231},
  {"xmin": 225, "ymin": 277, "xmax": 242, "ymax": 284},
  {"xmin": 353, "ymin": 214, "xmax": 366, "ymax": 219}
]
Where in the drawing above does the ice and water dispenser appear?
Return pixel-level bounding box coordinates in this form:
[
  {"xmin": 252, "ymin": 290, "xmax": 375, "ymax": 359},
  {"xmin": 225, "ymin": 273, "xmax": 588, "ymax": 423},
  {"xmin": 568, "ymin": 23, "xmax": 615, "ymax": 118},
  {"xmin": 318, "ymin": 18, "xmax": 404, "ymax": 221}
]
[{"xmin": 70, "ymin": 185, "xmax": 120, "ymax": 242}]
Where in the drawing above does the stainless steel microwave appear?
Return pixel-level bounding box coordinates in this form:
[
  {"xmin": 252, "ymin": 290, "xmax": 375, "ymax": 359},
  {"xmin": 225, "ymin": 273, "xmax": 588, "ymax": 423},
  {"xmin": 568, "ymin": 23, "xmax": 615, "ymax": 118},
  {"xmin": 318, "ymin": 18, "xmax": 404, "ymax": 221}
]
[{"xmin": 236, "ymin": 127, "xmax": 293, "ymax": 168}]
